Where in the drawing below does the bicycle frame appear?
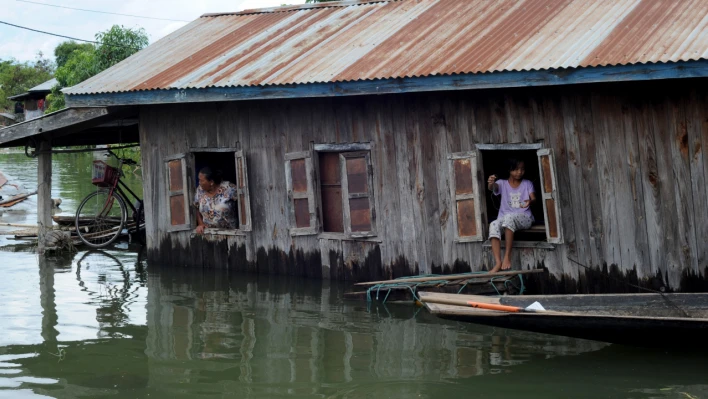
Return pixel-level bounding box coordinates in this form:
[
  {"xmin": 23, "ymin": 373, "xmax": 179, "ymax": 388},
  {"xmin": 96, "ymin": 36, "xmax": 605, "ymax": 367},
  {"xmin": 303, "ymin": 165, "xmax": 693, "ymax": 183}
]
[{"xmin": 98, "ymin": 154, "xmax": 142, "ymax": 222}]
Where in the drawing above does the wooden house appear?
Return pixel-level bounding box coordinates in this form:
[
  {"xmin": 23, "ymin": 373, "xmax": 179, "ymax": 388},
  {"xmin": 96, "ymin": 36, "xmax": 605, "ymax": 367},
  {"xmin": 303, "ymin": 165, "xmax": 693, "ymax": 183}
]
[
  {"xmin": 8, "ymin": 78, "xmax": 57, "ymax": 121},
  {"xmin": 1, "ymin": 0, "xmax": 708, "ymax": 293}
]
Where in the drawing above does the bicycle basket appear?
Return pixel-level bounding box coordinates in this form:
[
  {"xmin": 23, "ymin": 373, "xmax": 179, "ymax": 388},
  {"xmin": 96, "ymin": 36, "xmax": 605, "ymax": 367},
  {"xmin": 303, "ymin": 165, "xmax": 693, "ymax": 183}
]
[{"xmin": 91, "ymin": 160, "xmax": 119, "ymax": 187}]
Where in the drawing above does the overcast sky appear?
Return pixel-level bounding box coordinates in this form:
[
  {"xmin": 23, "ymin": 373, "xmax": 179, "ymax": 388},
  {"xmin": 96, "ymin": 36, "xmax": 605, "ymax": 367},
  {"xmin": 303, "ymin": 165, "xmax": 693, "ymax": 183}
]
[{"xmin": 1, "ymin": 0, "xmax": 306, "ymax": 63}]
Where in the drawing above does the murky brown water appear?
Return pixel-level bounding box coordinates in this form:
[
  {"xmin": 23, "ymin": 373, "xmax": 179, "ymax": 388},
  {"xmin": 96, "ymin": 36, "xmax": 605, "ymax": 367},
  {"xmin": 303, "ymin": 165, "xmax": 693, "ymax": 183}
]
[{"xmin": 0, "ymin": 150, "xmax": 707, "ymax": 398}]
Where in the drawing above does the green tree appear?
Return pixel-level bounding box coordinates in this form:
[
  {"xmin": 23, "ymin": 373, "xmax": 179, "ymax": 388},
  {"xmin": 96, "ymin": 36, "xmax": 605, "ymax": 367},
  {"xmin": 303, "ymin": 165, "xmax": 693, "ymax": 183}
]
[
  {"xmin": 54, "ymin": 41, "xmax": 95, "ymax": 68},
  {"xmin": 45, "ymin": 25, "xmax": 149, "ymax": 113},
  {"xmin": 0, "ymin": 53, "xmax": 54, "ymax": 111},
  {"xmin": 95, "ymin": 25, "xmax": 149, "ymax": 70}
]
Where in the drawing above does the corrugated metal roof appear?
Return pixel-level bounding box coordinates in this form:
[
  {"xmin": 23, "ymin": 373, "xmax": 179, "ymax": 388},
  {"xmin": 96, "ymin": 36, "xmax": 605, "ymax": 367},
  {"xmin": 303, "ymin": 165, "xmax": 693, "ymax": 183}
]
[
  {"xmin": 64, "ymin": 0, "xmax": 708, "ymax": 95},
  {"xmin": 28, "ymin": 78, "xmax": 58, "ymax": 93}
]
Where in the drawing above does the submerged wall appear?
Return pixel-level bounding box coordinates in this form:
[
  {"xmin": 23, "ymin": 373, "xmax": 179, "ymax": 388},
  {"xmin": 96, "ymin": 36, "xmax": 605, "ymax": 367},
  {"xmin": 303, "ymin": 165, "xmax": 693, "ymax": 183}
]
[{"xmin": 139, "ymin": 79, "xmax": 708, "ymax": 293}]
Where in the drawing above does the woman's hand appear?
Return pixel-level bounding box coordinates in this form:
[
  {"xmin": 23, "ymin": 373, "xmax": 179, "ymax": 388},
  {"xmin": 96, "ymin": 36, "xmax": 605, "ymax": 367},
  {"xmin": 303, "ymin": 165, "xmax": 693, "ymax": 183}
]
[{"xmin": 196, "ymin": 224, "xmax": 206, "ymax": 234}]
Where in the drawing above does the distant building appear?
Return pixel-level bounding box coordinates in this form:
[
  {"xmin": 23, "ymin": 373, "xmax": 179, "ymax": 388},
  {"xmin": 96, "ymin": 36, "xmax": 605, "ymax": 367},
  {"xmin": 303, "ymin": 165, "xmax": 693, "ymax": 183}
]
[{"xmin": 8, "ymin": 78, "xmax": 57, "ymax": 121}]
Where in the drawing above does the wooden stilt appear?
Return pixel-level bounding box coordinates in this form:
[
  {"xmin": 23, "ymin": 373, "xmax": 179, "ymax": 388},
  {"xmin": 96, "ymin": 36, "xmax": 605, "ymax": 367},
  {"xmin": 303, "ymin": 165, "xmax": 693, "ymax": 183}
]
[{"xmin": 37, "ymin": 140, "xmax": 52, "ymax": 254}]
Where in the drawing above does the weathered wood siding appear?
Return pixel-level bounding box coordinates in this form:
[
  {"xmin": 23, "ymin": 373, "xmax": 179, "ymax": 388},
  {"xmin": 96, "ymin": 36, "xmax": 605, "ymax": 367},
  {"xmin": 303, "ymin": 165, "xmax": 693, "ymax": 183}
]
[{"xmin": 139, "ymin": 79, "xmax": 708, "ymax": 293}]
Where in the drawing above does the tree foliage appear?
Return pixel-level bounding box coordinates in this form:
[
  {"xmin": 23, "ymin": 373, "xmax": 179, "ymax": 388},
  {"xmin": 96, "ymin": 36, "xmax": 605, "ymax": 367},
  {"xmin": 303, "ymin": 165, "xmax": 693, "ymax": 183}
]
[
  {"xmin": 46, "ymin": 25, "xmax": 149, "ymax": 113},
  {"xmin": 0, "ymin": 53, "xmax": 54, "ymax": 111},
  {"xmin": 95, "ymin": 25, "xmax": 149, "ymax": 70},
  {"xmin": 54, "ymin": 41, "xmax": 95, "ymax": 69}
]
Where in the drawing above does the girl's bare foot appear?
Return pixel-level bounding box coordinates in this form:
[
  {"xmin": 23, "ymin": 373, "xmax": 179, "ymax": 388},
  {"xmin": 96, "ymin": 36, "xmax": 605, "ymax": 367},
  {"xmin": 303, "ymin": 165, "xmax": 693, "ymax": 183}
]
[
  {"xmin": 490, "ymin": 262, "xmax": 502, "ymax": 273},
  {"xmin": 501, "ymin": 258, "xmax": 512, "ymax": 270}
]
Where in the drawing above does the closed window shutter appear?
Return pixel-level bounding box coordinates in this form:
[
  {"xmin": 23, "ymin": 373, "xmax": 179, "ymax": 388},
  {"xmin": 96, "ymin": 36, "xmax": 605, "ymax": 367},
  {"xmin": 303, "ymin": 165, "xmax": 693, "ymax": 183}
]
[
  {"xmin": 340, "ymin": 151, "xmax": 376, "ymax": 237},
  {"xmin": 285, "ymin": 151, "xmax": 318, "ymax": 235},
  {"xmin": 165, "ymin": 153, "xmax": 193, "ymax": 232},
  {"xmin": 537, "ymin": 148, "xmax": 563, "ymax": 243},
  {"xmin": 449, "ymin": 151, "xmax": 483, "ymax": 242},
  {"xmin": 234, "ymin": 150, "xmax": 252, "ymax": 231}
]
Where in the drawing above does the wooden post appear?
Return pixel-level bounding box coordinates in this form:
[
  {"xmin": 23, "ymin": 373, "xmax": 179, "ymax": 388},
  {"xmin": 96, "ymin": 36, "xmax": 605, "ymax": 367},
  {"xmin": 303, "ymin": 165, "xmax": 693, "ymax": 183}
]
[{"xmin": 37, "ymin": 139, "xmax": 52, "ymax": 253}]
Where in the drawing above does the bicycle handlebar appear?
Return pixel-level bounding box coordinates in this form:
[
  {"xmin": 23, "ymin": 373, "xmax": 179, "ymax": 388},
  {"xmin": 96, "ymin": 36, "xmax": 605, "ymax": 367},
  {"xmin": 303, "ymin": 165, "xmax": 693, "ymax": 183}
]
[{"xmin": 105, "ymin": 150, "xmax": 138, "ymax": 166}]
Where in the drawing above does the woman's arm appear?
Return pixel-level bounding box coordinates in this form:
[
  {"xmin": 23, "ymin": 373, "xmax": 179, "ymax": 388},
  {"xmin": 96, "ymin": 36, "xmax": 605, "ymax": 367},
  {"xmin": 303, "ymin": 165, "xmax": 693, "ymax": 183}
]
[{"xmin": 196, "ymin": 208, "xmax": 206, "ymax": 234}]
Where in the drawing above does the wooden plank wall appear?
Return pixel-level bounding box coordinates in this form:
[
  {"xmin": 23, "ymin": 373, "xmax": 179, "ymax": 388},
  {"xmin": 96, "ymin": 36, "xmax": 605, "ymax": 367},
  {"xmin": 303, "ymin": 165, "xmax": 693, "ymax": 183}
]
[{"xmin": 139, "ymin": 79, "xmax": 708, "ymax": 292}]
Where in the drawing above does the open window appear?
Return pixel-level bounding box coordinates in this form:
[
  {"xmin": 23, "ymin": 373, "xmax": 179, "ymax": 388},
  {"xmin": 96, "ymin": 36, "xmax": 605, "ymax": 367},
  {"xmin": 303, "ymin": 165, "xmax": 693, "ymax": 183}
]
[
  {"xmin": 450, "ymin": 144, "xmax": 562, "ymax": 246},
  {"xmin": 285, "ymin": 143, "xmax": 376, "ymax": 238},
  {"xmin": 165, "ymin": 153, "xmax": 194, "ymax": 232},
  {"xmin": 185, "ymin": 148, "xmax": 251, "ymax": 235}
]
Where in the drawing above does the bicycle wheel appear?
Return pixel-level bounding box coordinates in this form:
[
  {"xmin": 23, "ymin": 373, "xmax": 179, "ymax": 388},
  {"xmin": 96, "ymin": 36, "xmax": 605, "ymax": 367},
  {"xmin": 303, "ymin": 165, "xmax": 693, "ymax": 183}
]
[{"xmin": 75, "ymin": 189, "xmax": 127, "ymax": 248}]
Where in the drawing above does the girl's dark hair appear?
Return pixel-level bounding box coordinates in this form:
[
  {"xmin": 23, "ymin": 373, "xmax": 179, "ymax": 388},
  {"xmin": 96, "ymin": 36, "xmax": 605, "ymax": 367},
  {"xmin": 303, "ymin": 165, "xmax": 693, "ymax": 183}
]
[
  {"xmin": 506, "ymin": 158, "xmax": 524, "ymax": 173},
  {"xmin": 199, "ymin": 167, "xmax": 223, "ymax": 185}
]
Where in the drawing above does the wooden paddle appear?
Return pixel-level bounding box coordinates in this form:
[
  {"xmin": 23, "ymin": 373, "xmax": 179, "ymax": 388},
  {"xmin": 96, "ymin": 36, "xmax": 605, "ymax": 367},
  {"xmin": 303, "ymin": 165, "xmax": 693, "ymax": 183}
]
[{"xmin": 420, "ymin": 296, "xmax": 568, "ymax": 314}]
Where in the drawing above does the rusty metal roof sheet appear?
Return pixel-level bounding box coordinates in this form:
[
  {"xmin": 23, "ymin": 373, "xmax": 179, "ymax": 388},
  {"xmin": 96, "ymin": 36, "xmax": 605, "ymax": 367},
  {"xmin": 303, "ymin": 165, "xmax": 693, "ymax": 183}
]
[{"xmin": 64, "ymin": 0, "xmax": 708, "ymax": 95}]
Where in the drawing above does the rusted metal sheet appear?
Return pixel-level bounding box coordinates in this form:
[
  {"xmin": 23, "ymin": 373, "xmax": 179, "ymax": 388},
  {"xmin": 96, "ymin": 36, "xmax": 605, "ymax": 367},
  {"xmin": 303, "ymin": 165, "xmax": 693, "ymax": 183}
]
[
  {"xmin": 349, "ymin": 197, "xmax": 372, "ymax": 232},
  {"xmin": 294, "ymin": 198, "xmax": 310, "ymax": 228},
  {"xmin": 456, "ymin": 199, "xmax": 477, "ymax": 237},
  {"xmin": 170, "ymin": 195, "xmax": 186, "ymax": 226},
  {"xmin": 345, "ymin": 157, "xmax": 368, "ymax": 194},
  {"xmin": 290, "ymin": 159, "xmax": 307, "ymax": 193},
  {"xmin": 64, "ymin": 0, "xmax": 708, "ymax": 96},
  {"xmin": 453, "ymin": 159, "xmax": 473, "ymax": 196},
  {"xmin": 168, "ymin": 160, "xmax": 183, "ymax": 191}
]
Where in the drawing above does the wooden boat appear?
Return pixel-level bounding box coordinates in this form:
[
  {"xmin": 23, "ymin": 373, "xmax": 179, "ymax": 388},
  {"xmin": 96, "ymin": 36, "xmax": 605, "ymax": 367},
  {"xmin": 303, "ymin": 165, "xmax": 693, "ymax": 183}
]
[{"xmin": 419, "ymin": 292, "xmax": 708, "ymax": 348}]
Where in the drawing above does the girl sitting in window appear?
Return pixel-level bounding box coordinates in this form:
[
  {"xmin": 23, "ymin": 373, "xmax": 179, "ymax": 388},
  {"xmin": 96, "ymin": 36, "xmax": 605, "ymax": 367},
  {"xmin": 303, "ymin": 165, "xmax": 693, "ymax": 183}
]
[
  {"xmin": 487, "ymin": 158, "xmax": 536, "ymax": 272},
  {"xmin": 194, "ymin": 167, "xmax": 239, "ymax": 234}
]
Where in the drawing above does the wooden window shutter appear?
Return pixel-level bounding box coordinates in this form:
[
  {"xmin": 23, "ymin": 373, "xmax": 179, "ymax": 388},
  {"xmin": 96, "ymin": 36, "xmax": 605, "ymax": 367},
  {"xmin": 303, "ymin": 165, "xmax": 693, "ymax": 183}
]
[
  {"xmin": 165, "ymin": 153, "xmax": 193, "ymax": 232},
  {"xmin": 285, "ymin": 151, "xmax": 318, "ymax": 235},
  {"xmin": 234, "ymin": 150, "xmax": 252, "ymax": 231},
  {"xmin": 537, "ymin": 148, "xmax": 563, "ymax": 243},
  {"xmin": 340, "ymin": 151, "xmax": 376, "ymax": 237},
  {"xmin": 448, "ymin": 151, "xmax": 483, "ymax": 242}
]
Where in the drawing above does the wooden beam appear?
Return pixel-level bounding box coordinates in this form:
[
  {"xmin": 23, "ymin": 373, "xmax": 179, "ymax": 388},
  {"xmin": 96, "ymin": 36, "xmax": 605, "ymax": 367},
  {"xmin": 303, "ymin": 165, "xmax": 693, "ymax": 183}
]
[
  {"xmin": 64, "ymin": 60, "xmax": 708, "ymax": 108},
  {"xmin": 37, "ymin": 140, "xmax": 52, "ymax": 254},
  {"xmin": 0, "ymin": 107, "xmax": 107, "ymax": 145},
  {"xmin": 0, "ymin": 106, "xmax": 137, "ymax": 147},
  {"xmin": 354, "ymin": 268, "xmax": 545, "ymax": 286}
]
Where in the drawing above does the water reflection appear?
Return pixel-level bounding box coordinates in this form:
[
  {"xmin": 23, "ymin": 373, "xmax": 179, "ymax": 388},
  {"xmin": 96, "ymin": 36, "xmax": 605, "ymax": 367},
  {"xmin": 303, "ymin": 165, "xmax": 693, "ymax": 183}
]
[{"xmin": 0, "ymin": 244, "xmax": 706, "ymax": 398}]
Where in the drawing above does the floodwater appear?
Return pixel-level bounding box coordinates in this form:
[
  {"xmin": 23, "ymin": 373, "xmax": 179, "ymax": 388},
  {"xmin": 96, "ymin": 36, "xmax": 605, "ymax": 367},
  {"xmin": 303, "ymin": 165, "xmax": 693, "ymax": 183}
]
[{"xmin": 0, "ymin": 150, "xmax": 707, "ymax": 398}]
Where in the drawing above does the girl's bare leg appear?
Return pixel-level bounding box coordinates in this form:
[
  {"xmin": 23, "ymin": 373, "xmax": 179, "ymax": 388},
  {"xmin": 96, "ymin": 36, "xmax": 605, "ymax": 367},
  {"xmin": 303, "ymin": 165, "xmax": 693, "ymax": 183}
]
[
  {"xmin": 490, "ymin": 237, "xmax": 502, "ymax": 273},
  {"xmin": 502, "ymin": 228, "xmax": 514, "ymax": 270}
]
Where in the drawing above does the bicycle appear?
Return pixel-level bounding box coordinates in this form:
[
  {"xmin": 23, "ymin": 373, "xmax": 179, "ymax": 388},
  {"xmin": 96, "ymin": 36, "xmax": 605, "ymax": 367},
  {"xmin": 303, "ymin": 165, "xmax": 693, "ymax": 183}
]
[{"xmin": 75, "ymin": 150, "xmax": 145, "ymax": 248}]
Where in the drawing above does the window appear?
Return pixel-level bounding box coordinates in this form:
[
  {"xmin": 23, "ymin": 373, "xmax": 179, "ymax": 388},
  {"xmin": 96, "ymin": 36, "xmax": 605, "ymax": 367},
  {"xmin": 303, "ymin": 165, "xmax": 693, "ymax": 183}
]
[
  {"xmin": 165, "ymin": 148, "xmax": 251, "ymax": 234},
  {"xmin": 449, "ymin": 144, "xmax": 562, "ymax": 244},
  {"xmin": 284, "ymin": 143, "xmax": 376, "ymax": 238}
]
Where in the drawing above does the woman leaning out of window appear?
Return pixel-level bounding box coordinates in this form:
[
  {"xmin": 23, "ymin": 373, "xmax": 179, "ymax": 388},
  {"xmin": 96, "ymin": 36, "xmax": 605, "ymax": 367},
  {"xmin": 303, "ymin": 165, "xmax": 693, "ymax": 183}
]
[{"xmin": 194, "ymin": 167, "xmax": 239, "ymax": 234}]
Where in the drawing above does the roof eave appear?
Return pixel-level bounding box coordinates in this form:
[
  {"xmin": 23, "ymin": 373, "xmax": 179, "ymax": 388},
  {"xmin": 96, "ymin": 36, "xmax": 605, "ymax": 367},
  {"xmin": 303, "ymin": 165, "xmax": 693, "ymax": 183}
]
[{"xmin": 65, "ymin": 60, "xmax": 708, "ymax": 108}]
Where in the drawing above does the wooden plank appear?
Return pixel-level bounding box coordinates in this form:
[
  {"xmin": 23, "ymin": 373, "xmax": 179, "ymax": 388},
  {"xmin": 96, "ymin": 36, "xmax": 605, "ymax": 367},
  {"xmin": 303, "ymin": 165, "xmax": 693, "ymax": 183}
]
[
  {"xmin": 391, "ymin": 97, "xmax": 420, "ymax": 276},
  {"xmin": 560, "ymin": 93, "xmax": 590, "ymax": 270},
  {"xmin": 418, "ymin": 96, "xmax": 444, "ymax": 272},
  {"xmin": 367, "ymin": 98, "xmax": 400, "ymax": 268},
  {"xmin": 690, "ymin": 88, "xmax": 708, "ymax": 274},
  {"xmin": 314, "ymin": 143, "xmax": 371, "ymax": 152},
  {"xmin": 65, "ymin": 61, "xmax": 708, "ymax": 108},
  {"xmin": 635, "ymin": 98, "xmax": 665, "ymax": 279},
  {"xmin": 355, "ymin": 268, "xmax": 545, "ymax": 286},
  {"xmin": 651, "ymin": 97, "xmax": 685, "ymax": 287},
  {"xmin": 0, "ymin": 190, "xmax": 37, "ymax": 206},
  {"xmin": 0, "ymin": 107, "xmax": 109, "ymax": 145},
  {"xmin": 590, "ymin": 93, "xmax": 621, "ymax": 268},
  {"xmin": 671, "ymin": 94, "xmax": 699, "ymax": 275},
  {"xmin": 617, "ymin": 95, "xmax": 650, "ymax": 277},
  {"xmin": 573, "ymin": 94, "xmax": 603, "ymax": 268}
]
